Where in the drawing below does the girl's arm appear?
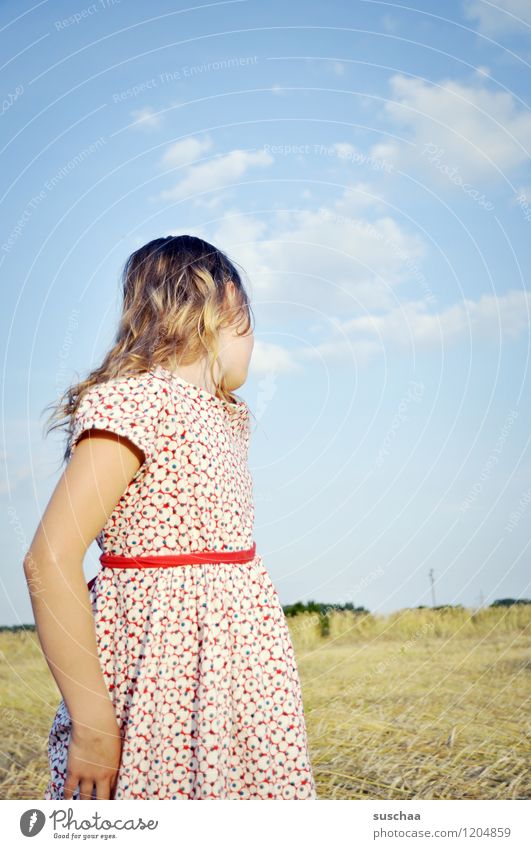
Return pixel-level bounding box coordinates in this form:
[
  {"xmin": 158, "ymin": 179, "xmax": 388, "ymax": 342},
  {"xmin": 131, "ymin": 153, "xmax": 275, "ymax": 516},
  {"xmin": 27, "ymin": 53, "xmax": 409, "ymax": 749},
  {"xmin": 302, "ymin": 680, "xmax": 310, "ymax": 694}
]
[{"xmin": 23, "ymin": 429, "xmax": 144, "ymax": 799}]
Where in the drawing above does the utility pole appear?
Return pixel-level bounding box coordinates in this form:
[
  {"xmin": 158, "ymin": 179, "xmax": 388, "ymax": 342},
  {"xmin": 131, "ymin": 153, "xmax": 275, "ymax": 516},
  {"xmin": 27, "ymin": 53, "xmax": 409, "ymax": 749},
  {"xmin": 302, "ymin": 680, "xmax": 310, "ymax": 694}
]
[{"xmin": 429, "ymin": 568, "xmax": 436, "ymax": 607}]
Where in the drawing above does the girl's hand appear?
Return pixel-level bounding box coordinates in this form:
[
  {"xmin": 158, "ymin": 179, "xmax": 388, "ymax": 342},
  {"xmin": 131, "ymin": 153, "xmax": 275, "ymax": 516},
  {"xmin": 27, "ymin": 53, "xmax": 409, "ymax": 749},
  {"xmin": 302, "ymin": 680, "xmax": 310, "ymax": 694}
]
[{"xmin": 64, "ymin": 710, "xmax": 123, "ymax": 800}]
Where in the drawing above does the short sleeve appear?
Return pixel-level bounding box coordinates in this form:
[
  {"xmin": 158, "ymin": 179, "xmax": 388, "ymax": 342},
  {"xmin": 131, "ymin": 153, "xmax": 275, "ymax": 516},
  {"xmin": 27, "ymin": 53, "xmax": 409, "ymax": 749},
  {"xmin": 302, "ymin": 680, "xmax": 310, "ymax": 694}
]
[{"xmin": 68, "ymin": 374, "xmax": 163, "ymax": 463}]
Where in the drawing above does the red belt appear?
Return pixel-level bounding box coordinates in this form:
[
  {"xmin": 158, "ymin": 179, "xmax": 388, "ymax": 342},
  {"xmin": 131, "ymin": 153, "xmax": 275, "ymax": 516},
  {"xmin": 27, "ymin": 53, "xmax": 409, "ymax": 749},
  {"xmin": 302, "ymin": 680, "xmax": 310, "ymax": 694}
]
[{"xmin": 86, "ymin": 541, "xmax": 256, "ymax": 591}]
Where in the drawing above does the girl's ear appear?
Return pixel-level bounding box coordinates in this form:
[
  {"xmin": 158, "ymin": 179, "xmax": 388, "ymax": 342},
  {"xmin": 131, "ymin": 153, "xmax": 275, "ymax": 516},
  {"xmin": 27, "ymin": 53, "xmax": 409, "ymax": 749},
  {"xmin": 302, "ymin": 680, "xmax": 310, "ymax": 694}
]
[
  {"xmin": 221, "ymin": 281, "xmax": 241, "ymax": 325},
  {"xmin": 224, "ymin": 279, "xmax": 237, "ymax": 304}
]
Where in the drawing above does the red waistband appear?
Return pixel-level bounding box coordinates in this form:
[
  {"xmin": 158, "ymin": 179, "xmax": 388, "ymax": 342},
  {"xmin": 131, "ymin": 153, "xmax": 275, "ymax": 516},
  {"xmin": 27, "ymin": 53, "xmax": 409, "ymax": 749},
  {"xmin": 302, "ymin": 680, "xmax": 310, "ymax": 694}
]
[{"xmin": 98, "ymin": 540, "xmax": 257, "ymax": 570}]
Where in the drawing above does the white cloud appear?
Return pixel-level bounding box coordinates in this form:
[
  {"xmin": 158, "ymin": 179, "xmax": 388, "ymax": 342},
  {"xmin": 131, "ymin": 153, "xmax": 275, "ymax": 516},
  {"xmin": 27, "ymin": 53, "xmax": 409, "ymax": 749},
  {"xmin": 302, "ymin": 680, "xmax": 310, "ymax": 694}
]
[
  {"xmin": 186, "ymin": 187, "xmax": 530, "ymax": 370},
  {"xmin": 515, "ymin": 183, "xmax": 531, "ymax": 201},
  {"xmin": 158, "ymin": 148, "xmax": 274, "ymax": 203},
  {"xmin": 369, "ymin": 140, "xmax": 401, "ymax": 167},
  {"xmin": 249, "ymin": 339, "xmax": 302, "ymax": 375},
  {"xmin": 463, "ymin": 0, "xmax": 531, "ymax": 35},
  {"xmin": 162, "ymin": 135, "xmax": 213, "ymax": 167},
  {"xmin": 381, "ymin": 73, "xmax": 531, "ymax": 178},
  {"xmin": 330, "ymin": 142, "xmax": 359, "ymax": 158},
  {"xmin": 208, "ymin": 186, "xmax": 426, "ymax": 313},
  {"xmin": 0, "ymin": 463, "xmax": 33, "ymax": 496},
  {"xmin": 195, "ymin": 211, "xmax": 267, "ymax": 261},
  {"xmin": 299, "ymin": 288, "xmax": 531, "ymax": 365},
  {"xmin": 168, "ymin": 135, "xmax": 530, "ymax": 372},
  {"xmin": 331, "ymin": 62, "xmax": 347, "ymax": 76},
  {"xmin": 130, "ymin": 107, "xmax": 162, "ymax": 130},
  {"xmin": 382, "ymin": 14, "xmax": 399, "ymax": 32}
]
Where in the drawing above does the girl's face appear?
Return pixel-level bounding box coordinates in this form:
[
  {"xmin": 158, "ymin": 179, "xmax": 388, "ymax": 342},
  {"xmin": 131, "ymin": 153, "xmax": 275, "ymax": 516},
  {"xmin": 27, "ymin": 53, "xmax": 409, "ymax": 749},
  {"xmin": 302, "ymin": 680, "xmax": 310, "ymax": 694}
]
[{"xmin": 217, "ymin": 284, "xmax": 254, "ymax": 391}]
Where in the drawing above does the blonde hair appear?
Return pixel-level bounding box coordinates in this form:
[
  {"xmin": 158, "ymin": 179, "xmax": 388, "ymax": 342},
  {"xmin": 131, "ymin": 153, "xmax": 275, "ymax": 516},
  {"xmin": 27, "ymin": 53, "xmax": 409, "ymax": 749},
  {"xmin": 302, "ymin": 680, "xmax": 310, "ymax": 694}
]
[{"xmin": 43, "ymin": 235, "xmax": 254, "ymax": 464}]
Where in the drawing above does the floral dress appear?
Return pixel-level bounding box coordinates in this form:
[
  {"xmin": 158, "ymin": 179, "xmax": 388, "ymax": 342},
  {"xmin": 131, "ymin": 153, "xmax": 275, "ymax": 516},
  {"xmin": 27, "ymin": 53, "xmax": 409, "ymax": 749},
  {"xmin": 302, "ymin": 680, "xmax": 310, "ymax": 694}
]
[{"xmin": 43, "ymin": 364, "xmax": 316, "ymax": 800}]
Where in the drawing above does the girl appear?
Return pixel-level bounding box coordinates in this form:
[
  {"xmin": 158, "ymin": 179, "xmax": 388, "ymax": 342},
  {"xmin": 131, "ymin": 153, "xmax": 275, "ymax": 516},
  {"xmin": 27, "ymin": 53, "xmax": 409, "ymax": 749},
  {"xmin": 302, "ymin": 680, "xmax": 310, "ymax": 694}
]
[{"xmin": 24, "ymin": 235, "xmax": 317, "ymax": 801}]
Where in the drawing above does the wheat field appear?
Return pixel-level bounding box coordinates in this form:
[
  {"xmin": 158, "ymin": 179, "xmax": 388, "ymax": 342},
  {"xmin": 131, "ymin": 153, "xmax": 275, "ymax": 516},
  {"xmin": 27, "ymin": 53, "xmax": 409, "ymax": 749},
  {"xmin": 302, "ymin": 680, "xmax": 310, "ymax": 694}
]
[{"xmin": 1, "ymin": 605, "xmax": 529, "ymax": 800}]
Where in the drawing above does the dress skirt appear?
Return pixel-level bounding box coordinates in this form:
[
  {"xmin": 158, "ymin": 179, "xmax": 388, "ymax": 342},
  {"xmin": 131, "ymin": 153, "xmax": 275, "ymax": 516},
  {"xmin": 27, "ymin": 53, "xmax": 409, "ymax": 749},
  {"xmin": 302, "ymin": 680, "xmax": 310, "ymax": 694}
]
[{"xmin": 43, "ymin": 555, "xmax": 317, "ymax": 800}]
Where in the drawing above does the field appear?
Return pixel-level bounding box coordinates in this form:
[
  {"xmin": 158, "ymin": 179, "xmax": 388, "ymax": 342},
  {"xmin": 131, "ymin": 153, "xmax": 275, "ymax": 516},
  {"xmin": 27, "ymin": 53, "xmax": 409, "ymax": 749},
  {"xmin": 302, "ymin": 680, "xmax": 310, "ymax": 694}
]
[{"xmin": 0, "ymin": 605, "xmax": 529, "ymax": 800}]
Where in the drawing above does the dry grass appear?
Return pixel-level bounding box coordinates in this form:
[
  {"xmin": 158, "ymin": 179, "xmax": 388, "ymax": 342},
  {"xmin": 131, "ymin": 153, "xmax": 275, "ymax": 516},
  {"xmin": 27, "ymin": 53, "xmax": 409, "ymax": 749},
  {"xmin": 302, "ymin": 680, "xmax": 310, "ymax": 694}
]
[
  {"xmin": 0, "ymin": 630, "xmax": 58, "ymax": 800},
  {"xmin": 293, "ymin": 605, "xmax": 531, "ymax": 799},
  {"xmin": 0, "ymin": 605, "xmax": 529, "ymax": 800}
]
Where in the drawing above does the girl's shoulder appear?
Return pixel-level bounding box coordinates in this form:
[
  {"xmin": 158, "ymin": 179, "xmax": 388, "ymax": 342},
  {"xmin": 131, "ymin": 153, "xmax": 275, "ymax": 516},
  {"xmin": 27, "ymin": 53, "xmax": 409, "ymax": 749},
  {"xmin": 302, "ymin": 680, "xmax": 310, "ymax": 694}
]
[
  {"xmin": 76, "ymin": 369, "xmax": 165, "ymax": 417},
  {"xmin": 69, "ymin": 369, "xmax": 167, "ymax": 462}
]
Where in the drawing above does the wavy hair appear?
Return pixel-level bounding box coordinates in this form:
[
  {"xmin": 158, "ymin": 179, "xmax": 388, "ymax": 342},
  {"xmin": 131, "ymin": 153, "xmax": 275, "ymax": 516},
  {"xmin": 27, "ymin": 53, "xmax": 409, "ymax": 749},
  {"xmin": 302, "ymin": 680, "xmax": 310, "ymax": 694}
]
[{"xmin": 43, "ymin": 235, "xmax": 254, "ymax": 464}]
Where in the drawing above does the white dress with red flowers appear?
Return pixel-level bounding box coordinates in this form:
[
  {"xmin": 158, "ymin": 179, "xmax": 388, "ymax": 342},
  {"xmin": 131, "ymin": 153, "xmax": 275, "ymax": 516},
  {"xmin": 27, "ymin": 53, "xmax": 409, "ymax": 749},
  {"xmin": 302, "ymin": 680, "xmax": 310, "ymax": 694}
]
[{"xmin": 43, "ymin": 365, "xmax": 316, "ymax": 800}]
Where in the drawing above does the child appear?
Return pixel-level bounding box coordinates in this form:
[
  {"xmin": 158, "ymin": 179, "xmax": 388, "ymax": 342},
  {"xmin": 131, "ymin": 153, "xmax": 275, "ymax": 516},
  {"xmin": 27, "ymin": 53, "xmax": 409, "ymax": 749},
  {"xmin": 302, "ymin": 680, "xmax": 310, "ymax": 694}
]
[{"xmin": 25, "ymin": 235, "xmax": 317, "ymax": 800}]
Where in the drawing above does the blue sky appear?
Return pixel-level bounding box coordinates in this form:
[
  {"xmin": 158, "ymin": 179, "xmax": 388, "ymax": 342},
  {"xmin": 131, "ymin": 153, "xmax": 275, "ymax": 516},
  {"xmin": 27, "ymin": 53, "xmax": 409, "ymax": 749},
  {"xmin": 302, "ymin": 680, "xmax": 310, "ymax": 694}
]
[{"xmin": 2, "ymin": 0, "xmax": 531, "ymax": 624}]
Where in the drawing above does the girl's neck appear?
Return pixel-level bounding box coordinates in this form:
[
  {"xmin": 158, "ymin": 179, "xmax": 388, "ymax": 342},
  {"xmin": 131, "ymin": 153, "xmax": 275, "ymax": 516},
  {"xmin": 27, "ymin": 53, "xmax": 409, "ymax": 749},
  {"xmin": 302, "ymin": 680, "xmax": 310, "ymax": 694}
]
[{"xmin": 162, "ymin": 358, "xmax": 220, "ymax": 396}]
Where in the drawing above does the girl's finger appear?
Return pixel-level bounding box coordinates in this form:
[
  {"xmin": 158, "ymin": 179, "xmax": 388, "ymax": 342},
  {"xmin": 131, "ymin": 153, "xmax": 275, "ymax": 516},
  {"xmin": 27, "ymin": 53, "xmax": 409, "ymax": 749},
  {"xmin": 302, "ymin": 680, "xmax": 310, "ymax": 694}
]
[
  {"xmin": 109, "ymin": 776, "xmax": 119, "ymax": 800},
  {"xmin": 63, "ymin": 771, "xmax": 78, "ymax": 800},
  {"xmin": 95, "ymin": 778, "xmax": 111, "ymax": 800},
  {"xmin": 79, "ymin": 778, "xmax": 94, "ymax": 800}
]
